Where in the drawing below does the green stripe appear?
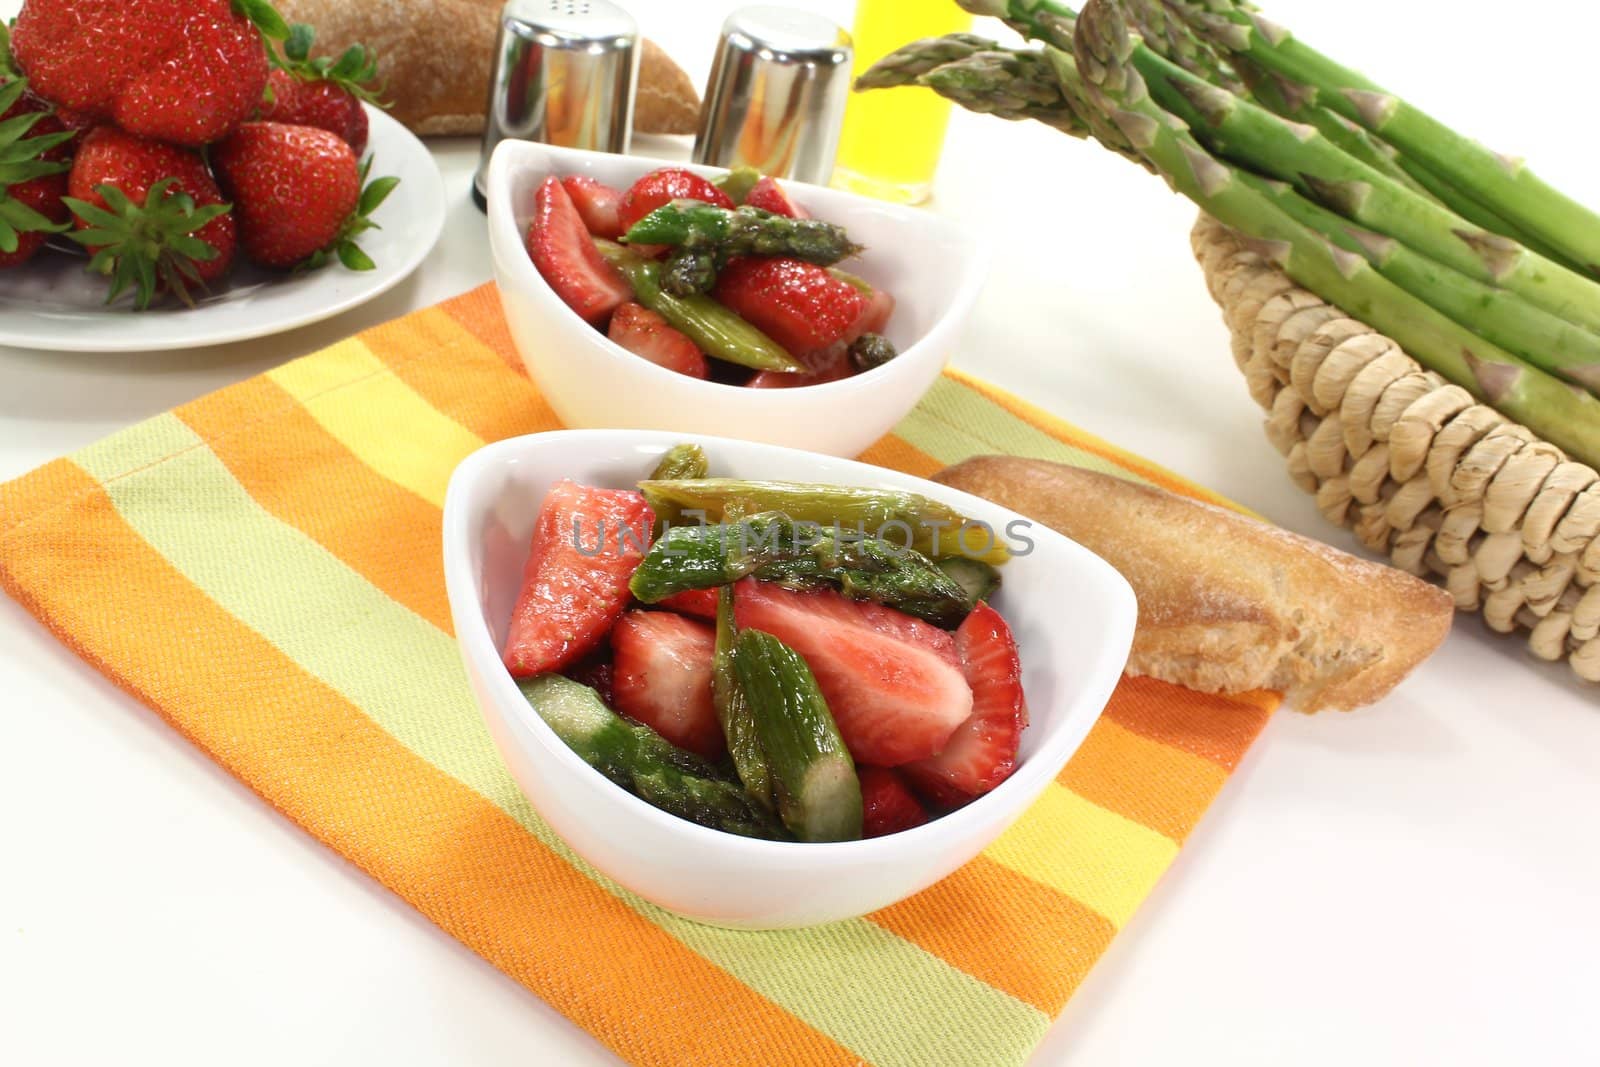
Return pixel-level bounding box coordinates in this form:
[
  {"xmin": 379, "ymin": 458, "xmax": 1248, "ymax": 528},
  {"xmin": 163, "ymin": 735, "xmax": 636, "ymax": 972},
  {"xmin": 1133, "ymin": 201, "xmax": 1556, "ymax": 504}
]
[
  {"xmin": 894, "ymin": 378, "xmax": 1160, "ymax": 486},
  {"xmin": 74, "ymin": 414, "xmax": 1050, "ymax": 1067}
]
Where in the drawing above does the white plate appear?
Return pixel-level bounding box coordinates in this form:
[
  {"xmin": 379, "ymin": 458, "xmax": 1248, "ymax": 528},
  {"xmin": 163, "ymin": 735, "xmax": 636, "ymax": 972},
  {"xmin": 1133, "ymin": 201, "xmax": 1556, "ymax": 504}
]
[{"xmin": 0, "ymin": 107, "xmax": 445, "ymax": 352}]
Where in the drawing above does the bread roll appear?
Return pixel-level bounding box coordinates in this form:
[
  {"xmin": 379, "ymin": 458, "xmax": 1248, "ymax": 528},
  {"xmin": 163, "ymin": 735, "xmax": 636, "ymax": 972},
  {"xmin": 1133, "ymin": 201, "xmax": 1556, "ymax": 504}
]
[
  {"xmin": 275, "ymin": 0, "xmax": 700, "ymax": 137},
  {"xmin": 935, "ymin": 456, "xmax": 1453, "ymax": 711}
]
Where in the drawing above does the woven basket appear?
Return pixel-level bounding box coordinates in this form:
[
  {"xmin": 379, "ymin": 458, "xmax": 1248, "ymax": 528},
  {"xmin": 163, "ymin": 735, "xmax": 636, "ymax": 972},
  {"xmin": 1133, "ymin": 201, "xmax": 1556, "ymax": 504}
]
[{"xmin": 1191, "ymin": 214, "xmax": 1600, "ymax": 682}]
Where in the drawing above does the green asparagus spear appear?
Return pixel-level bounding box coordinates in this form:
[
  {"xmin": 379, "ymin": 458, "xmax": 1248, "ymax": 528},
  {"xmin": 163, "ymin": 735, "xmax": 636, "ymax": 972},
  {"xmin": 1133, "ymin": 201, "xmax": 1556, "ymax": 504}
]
[
  {"xmin": 935, "ymin": 556, "xmax": 1003, "ymax": 609},
  {"xmin": 624, "ymin": 202, "xmax": 864, "ymax": 267},
  {"xmin": 659, "ymin": 248, "xmax": 717, "ymax": 296},
  {"xmin": 596, "ymin": 240, "xmax": 803, "ymax": 373},
  {"xmin": 649, "ymin": 443, "xmax": 710, "ymax": 481},
  {"xmin": 637, "ymin": 478, "xmax": 1012, "ymax": 564},
  {"xmin": 730, "ymin": 631, "xmax": 862, "ymax": 842},
  {"xmin": 714, "ymin": 165, "xmax": 762, "ymax": 204},
  {"xmin": 516, "ymin": 674, "xmax": 788, "ymax": 839},
  {"xmin": 849, "ymin": 332, "xmax": 899, "ymax": 371},
  {"xmin": 713, "ymin": 586, "xmax": 775, "ymax": 811},
  {"xmin": 1061, "ymin": 1, "xmax": 1600, "ymax": 468}
]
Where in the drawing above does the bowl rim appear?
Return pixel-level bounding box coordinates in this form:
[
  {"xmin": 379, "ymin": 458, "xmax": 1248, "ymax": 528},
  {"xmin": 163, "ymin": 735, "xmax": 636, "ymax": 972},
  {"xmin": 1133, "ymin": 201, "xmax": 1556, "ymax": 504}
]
[
  {"xmin": 484, "ymin": 139, "xmax": 994, "ymax": 400},
  {"xmin": 443, "ymin": 429, "xmax": 1138, "ymax": 863}
]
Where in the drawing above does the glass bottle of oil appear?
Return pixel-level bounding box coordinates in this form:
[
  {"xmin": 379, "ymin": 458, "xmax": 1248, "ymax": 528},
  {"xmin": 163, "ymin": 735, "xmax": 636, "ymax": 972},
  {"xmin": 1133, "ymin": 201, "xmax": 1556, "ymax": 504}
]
[{"xmin": 832, "ymin": 0, "xmax": 975, "ymax": 204}]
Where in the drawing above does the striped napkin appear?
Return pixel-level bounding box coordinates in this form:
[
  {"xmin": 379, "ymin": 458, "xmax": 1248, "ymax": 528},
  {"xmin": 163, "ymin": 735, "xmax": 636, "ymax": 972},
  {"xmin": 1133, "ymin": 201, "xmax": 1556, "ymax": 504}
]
[{"xmin": 0, "ymin": 284, "xmax": 1275, "ymax": 1067}]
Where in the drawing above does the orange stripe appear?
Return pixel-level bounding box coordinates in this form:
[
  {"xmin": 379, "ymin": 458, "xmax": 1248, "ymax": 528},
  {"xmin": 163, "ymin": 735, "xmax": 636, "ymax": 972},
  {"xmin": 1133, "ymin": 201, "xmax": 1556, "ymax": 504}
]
[
  {"xmin": 0, "ymin": 457, "xmax": 92, "ymax": 537},
  {"xmin": 861, "ymin": 434, "xmax": 943, "ymax": 478},
  {"xmin": 0, "ymin": 475, "xmax": 858, "ymax": 1067},
  {"xmin": 870, "ymin": 855, "xmax": 1114, "ymax": 1014},
  {"xmin": 175, "ymin": 377, "xmax": 456, "ymax": 634},
  {"xmin": 440, "ymin": 284, "xmax": 527, "ymax": 371},
  {"xmin": 1101, "ymin": 675, "xmax": 1274, "ymax": 771},
  {"xmin": 361, "ymin": 306, "xmax": 562, "ymax": 442},
  {"xmin": 1059, "ymin": 718, "xmax": 1229, "ymax": 842}
]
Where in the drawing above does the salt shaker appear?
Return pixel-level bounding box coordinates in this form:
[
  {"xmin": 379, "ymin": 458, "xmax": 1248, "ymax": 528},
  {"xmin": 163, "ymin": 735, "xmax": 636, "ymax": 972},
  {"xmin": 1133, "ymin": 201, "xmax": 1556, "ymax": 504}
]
[
  {"xmin": 692, "ymin": 6, "xmax": 853, "ymax": 185},
  {"xmin": 472, "ymin": 0, "xmax": 639, "ymax": 208}
]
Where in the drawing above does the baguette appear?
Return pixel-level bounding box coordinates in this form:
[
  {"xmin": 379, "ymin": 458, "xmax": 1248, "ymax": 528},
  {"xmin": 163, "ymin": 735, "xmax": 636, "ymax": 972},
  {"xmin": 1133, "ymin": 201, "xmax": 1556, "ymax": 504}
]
[
  {"xmin": 275, "ymin": 0, "xmax": 699, "ymax": 136},
  {"xmin": 934, "ymin": 456, "xmax": 1453, "ymax": 711}
]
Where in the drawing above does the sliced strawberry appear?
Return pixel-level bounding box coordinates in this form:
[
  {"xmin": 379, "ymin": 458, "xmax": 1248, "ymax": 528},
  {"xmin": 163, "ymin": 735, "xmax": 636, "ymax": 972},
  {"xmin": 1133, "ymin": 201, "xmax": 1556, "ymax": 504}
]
[
  {"xmin": 713, "ymin": 256, "xmax": 868, "ymax": 356},
  {"xmin": 746, "ymin": 342, "xmax": 851, "ymax": 388},
  {"xmin": 743, "ymin": 175, "xmax": 808, "ymax": 219},
  {"xmin": 657, "ymin": 587, "xmax": 720, "ymax": 619},
  {"xmin": 849, "ymin": 286, "xmax": 895, "ymax": 341},
  {"xmin": 859, "ymin": 766, "xmax": 930, "ymax": 837},
  {"xmin": 617, "ymin": 167, "xmax": 734, "ymax": 233},
  {"xmin": 608, "ymin": 302, "xmax": 708, "ymax": 378},
  {"xmin": 526, "ymin": 175, "xmax": 631, "ymax": 327},
  {"xmin": 502, "ymin": 479, "xmax": 654, "ymax": 677},
  {"xmin": 903, "ymin": 601, "xmax": 1027, "ymax": 798},
  {"xmin": 561, "ymin": 175, "xmax": 625, "ymax": 239},
  {"xmin": 611, "ymin": 609, "xmax": 725, "ymax": 760},
  {"xmin": 732, "ymin": 578, "xmax": 972, "ymax": 765}
]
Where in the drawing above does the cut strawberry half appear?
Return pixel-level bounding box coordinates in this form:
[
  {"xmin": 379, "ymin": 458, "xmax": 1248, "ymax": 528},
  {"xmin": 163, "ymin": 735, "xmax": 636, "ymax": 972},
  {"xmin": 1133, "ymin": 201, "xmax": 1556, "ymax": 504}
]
[
  {"xmin": 657, "ymin": 587, "xmax": 719, "ymax": 619},
  {"xmin": 732, "ymin": 578, "xmax": 972, "ymax": 766},
  {"xmin": 713, "ymin": 256, "xmax": 868, "ymax": 356},
  {"xmin": 608, "ymin": 302, "xmax": 708, "ymax": 378},
  {"xmin": 859, "ymin": 766, "xmax": 930, "ymax": 838},
  {"xmin": 526, "ymin": 175, "xmax": 631, "ymax": 326},
  {"xmin": 743, "ymin": 175, "xmax": 807, "ymax": 218},
  {"xmin": 903, "ymin": 601, "xmax": 1027, "ymax": 798},
  {"xmin": 561, "ymin": 175, "xmax": 625, "ymax": 239},
  {"xmin": 850, "ymin": 286, "xmax": 895, "ymax": 341},
  {"xmin": 502, "ymin": 479, "xmax": 654, "ymax": 677},
  {"xmin": 746, "ymin": 342, "xmax": 851, "ymax": 388},
  {"xmin": 617, "ymin": 166, "xmax": 734, "ymax": 233},
  {"xmin": 610, "ymin": 609, "xmax": 725, "ymax": 760}
]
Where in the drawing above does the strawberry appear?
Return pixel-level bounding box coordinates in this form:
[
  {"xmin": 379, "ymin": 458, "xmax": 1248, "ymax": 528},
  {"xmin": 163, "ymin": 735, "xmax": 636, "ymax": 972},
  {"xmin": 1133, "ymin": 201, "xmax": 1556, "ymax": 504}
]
[
  {"xmin": 212, "ymin": 121, "xmax": 397, "ymax": 270},
  {"xmin": 562, "ymin": 648, "xmax": 617, "ymax": 707},
  {"xmin": 502, "ymin": 479, "xmax": 654, "ymax": 677},
  {"xmin": 259, "ymin": 23, "xmax": 381, "ymax": 154},
  {"xmin": 743, "ymin": 175, "xmax": 807, "ymax": 219},
  {"xmin": 732, "ymin": 578, "xmax": 973, "ymax": 766},
  {"xmin": 610, "ymin": 610, "xmax": 725, "ymax": 760},
  {"xmin": 713, "ymin": 256, "xmax": 869, "ymax": 356},
  {"xmin": 904, "ymin": 602, "xmax": 1027, "ymax": 799},
  {"xmin": 617, "ymin": 166, "xmax": 734, "ymax": 233},
  {"xmin": 526, "ymin": 175, "xmax": 631, "ymax": 326},
  {"xmin": 745, "ymin": 343, "xmax": 851, "ymax": 388},
  {"xmin": 0, "ymin": 72, "xmax": 73, "ymax": 268},
  {"xmin": 851, "ymin": 285, "xmax": 895, "ymax": 339},
  {"xmin": 859, "ymin": 766, "xmax": 929, "ymax": 838},
  {"xmin": 11, "ymin": 0, "xmax": 280, "ymax": 147},
  {"xmin": 561, "ymin": 175, "xmax": 625, "ymax": 239},
  {"xmin": 607, "ymin": 302, "xmax": 708, "ymax": 378},
  {"xmin": 64, "ymin": 126, "xmax": 235, "ymax": 306},
  {"xmin": 657, "ymin": 587, "xmax": 719, "ymax": 619}
]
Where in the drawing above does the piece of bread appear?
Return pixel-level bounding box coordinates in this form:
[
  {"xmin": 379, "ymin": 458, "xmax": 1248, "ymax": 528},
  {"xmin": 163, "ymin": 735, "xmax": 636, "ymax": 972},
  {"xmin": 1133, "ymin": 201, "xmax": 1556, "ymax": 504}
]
[
  {"xmin": 934, "ymin": 456, "xmax": 1454, "ymax": 711},
  {"xmin": 276, "ymin": 0, "xmax": 699, "ymax": 136}
]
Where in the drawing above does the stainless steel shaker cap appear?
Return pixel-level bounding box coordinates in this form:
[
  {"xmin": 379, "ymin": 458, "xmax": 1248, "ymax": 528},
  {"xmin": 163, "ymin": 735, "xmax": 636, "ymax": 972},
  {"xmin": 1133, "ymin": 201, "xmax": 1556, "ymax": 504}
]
[
  {"xmin": 692, "ymin": 6, "xmax": 853, "ymax": 185},
  {"xmin": 472, "ymin": 0, "xmax": 639, "ymax": 207}
]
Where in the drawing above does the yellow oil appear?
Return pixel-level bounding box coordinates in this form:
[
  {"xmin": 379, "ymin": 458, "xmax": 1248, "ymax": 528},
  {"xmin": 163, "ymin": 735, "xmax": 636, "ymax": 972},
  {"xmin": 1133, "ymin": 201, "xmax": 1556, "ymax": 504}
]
[{"xmin": 832, "ymin": 0, "xmax": 975, "ymax": 204}]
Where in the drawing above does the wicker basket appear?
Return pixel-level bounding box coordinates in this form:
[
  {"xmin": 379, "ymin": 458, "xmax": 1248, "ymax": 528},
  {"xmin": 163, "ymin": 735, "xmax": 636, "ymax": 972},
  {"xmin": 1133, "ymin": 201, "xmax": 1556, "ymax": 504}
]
[{"xmin": 1192, "ymin": 214, "xmax": 1600, "ymax": 682}]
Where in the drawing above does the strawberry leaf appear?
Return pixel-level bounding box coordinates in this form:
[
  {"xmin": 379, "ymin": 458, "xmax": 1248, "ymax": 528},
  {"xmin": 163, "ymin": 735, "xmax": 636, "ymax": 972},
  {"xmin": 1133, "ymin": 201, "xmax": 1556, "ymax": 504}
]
[
  {"xmin": 66, "ymin": 180, "xmax": 230, "ymax": 309},
  {"xmin": 234, "ymin": 0, "xmax": 290, "ymax": 41},
  {"xmin": 336, "ymin": 240, "xmax": 375, "ymax": 271},
  {"xmin": 358, "ymin": 174, "xmax": 399, "ymax": 216}
]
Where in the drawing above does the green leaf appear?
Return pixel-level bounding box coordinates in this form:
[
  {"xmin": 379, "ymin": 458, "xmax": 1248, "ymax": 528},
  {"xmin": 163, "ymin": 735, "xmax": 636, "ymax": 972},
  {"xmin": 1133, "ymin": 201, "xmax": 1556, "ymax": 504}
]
[
  {"xmin": 358, "ymin": 175, "xmax": 399, "ymax": 216},
  {"xmin": 0, "ymin": 107, "xmax": 46, "ymax": 150},
  {"xmin": 0, "ymin": 224, "xmax": 17, "ymax": 255},
  {"xmin": 336, "ymin": 240, "xmax": 374, "ymax": 271},
  {"xmin": 284, "ymin": 22, "xmax": 314, "ymax": 62},
  {"xmin": 0, "ymin": 77, "xmax": 23, "ymax": 119},
  {"xmin": 235, "ymin": 0, "xmax": 290, "ymax": 40},
  {"xmin": 94, "ymin": 182, "xmax": 135, "ymax": 217},
  {"xmin": 63, "ymin": 197, "xmax": 122, "ymax": 230}
]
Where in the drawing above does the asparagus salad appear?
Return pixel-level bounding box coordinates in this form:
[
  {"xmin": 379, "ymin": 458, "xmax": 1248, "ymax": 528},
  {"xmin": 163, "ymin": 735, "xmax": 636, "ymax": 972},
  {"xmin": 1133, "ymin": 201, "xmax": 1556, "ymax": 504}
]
[
  {"xmin": 501, "ymin": 444, "xmax": 1030, "ymax": 843},
  {"xmin": 861, "ymin": 0, "xmax": 1600, "ymax": 470},
  {"xmin": 525, "ymin": 167, "xmax": 899, "ymax": 388}
]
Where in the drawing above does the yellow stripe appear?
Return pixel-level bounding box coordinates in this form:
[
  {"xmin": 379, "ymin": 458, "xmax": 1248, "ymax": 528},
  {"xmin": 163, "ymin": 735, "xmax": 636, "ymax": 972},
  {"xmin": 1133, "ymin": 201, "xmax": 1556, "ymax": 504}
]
[
  {"xmin": 266, "ymin": 340, "xmax": 486, "ymax": 508},
  {"xmin": 983, "ymin": 784, "xmax": 1180, "ymax": 928}
]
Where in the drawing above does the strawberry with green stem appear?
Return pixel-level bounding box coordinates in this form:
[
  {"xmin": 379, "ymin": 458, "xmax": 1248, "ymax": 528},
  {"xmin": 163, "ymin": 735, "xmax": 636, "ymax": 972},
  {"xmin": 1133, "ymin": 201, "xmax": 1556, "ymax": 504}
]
[
  {"xmin": 261, "ymin": 22, "xmax": 383, "ymax": 153},
  {"xmin": 0, "ymin": 63, "xmax": 75, "ymax": 268}
]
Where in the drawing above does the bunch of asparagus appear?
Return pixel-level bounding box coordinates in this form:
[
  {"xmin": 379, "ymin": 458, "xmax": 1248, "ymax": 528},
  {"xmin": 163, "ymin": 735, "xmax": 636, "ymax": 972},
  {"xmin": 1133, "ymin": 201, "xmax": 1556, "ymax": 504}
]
[{"xmin": 859, "ymin": 0, "xmax": 1600, "ymax": 469}]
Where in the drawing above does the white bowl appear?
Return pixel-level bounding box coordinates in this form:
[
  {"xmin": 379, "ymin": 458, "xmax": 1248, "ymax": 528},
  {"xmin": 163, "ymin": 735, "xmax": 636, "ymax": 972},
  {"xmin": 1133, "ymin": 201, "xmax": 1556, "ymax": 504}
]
[
  {"xmin": 442, "ymin": 430, "xmax": 1136, "ymax": 929},
  {"xmin": 484, "ymin": 142, "xmax": 990, "ymax": 458}
]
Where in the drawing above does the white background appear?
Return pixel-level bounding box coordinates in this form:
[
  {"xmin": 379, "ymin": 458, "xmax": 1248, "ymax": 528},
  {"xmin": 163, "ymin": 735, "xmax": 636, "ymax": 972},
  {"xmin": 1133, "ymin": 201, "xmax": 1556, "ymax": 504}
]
[{"xmin": 2, "ymin": 1, "xmax": 1597, "ymax": 1064}]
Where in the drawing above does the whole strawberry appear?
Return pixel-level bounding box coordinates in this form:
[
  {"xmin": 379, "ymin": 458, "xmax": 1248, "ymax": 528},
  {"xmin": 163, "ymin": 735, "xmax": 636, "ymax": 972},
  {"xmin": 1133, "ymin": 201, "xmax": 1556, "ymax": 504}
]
[
  {"xmin": 212, "ymin": 121, "xmax": 397, "ymax": 269},
  {"xmin": 11, "ymin": 0, "xmax": 286, "ymax": 146},
  {"xmin": 0, "ymin": 65, "xmax": 74, "ymax": 268},
  {"xmin": 64, "ymin": 126, "xmax": 236, "ymax": 306},
  {"xmin": 258, "ymin": 24, "xmax": 382, "ymax": 154}
]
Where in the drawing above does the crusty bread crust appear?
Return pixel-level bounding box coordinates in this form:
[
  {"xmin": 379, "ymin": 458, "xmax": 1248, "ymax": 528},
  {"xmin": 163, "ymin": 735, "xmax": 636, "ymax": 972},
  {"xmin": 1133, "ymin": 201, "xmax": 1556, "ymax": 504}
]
[
  {"xmin": 277, "ymin": 0, "xmax": 699, "ymax": 136},
  {"xmin": 935, "ymin": 456, "xmax": 1454, "ymax": 711}
]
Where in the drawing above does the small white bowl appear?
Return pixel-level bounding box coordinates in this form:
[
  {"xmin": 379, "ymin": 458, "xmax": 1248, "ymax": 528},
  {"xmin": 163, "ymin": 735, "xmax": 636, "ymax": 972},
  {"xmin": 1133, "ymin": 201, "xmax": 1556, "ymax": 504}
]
[
  {"xmin": 443, "ymin": 430, "xmax": 1136, "ymax": 929},
  {"xmin": 484, "ymin": 142, "xmax": 990, "ymax": 458}
]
